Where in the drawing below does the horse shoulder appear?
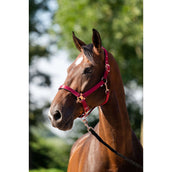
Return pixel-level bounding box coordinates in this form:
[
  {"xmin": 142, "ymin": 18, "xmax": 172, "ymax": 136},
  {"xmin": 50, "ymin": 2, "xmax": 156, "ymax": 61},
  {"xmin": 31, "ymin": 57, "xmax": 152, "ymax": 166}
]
[
  {"xmin": 70, "ymin": 132, "xmax": 90, "ymax": 156},
  {"xmin": 67, "ymin": 132, "xmax": 90, "ymax": 172},
  {"xmin": 70, "ymin": 123, "xmax": 100, "ymax": 157},
  {"xmin": 68, "ymin": 123, "xmax": 110, "ymax": 172}
]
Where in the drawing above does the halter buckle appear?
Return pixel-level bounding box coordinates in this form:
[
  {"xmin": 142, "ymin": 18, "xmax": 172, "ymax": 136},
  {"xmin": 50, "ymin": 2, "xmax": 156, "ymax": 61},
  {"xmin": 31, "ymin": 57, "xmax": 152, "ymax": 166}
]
[
  {"xmin": 105, "ymin": 64, "xmax": 110, "ymax": 73},
  {"xmin": 77, "ymin": 94, "xmax": 85, "ymax": 103}
]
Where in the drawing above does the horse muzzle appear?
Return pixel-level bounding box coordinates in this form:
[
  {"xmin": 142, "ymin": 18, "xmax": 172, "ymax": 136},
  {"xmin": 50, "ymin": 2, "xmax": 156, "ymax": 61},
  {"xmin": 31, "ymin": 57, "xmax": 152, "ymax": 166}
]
[{"xmin": 48, "ymin": 108, "xmax": 74, "ymax": 131}]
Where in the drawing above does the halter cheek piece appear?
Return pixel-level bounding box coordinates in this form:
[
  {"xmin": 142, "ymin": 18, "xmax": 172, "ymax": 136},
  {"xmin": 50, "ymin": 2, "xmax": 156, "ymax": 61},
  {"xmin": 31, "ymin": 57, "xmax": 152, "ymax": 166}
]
[{"xmin": 59, "ymin": 47, "xmax": 110, "ymax": 118}]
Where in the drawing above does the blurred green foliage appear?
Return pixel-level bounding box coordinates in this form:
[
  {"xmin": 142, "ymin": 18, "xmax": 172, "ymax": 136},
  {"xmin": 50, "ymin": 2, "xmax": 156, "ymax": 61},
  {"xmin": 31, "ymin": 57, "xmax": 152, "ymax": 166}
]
[
  {"xmin": 30, "ymin": 126, "xmax": 70, "ymax": 171},
  {"xmin": 29, "ymin": 0, "xmax": 70, "ymax": 171},
  {"xmin": 30, "ymin": 168, "xmax": 64, "ymax": 172},
  {"xmin": 29, "ymin": 0, "xmax": 52, "ymax": 64}
]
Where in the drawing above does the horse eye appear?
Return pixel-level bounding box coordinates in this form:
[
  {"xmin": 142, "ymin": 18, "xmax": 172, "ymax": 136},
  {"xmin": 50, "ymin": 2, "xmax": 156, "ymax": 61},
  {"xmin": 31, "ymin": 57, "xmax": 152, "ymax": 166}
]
[{"xmin": 83, "ymin": 67, "xmax": 92, "ymax": 74}]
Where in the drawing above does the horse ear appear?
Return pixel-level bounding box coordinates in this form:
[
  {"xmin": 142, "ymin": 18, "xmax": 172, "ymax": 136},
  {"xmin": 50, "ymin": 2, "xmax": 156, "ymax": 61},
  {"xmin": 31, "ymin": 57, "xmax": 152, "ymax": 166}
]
[
  {"xmin": 72, "ymin": 32, "xmax": 86, "ymax": 52},
  {"xmin": 92, "ymin": 29, "xmax": 102, "ymax": 55}
]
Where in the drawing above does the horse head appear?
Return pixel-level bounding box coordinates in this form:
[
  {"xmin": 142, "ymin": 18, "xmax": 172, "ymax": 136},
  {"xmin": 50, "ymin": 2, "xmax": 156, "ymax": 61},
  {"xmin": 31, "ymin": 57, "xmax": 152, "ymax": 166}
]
[{"xmin": 49, "ymin": 29, "xmax": 109, "ymax": 131}]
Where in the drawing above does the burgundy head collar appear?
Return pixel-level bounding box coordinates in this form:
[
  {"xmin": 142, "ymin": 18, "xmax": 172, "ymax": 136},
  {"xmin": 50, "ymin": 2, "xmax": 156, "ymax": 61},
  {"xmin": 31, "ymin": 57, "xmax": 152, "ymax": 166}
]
[{"xmin": 59, "ymin": 47, "xmax": 110, "ymax": 118}]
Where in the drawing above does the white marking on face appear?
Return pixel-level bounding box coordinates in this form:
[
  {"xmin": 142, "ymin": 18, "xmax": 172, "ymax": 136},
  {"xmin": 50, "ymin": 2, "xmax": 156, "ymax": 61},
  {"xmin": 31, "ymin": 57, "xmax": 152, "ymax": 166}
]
[{"xmin": 75, "ymin": 56, "xmax": 83, "ymax": 66}]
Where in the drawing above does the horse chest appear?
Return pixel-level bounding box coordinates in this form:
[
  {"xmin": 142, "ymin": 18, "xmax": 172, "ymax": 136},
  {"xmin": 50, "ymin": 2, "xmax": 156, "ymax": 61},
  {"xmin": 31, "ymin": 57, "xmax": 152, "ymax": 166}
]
[{"xmin": 68, "ymin": 132, "xmax": 116, "ymax": 172}]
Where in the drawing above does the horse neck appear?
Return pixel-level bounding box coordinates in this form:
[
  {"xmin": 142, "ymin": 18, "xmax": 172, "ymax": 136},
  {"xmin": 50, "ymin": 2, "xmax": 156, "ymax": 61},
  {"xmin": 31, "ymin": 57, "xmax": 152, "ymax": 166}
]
[{"xmin": 98, "ymin": 55, "xmax": 133, "ymax": 155}]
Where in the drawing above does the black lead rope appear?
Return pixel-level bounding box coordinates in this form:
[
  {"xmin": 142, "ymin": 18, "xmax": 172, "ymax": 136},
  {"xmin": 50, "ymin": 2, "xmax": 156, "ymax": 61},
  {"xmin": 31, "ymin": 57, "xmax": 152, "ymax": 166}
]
[{"xmin": 88, "ymin": 127, "xmax": 143, "ymax": 170}]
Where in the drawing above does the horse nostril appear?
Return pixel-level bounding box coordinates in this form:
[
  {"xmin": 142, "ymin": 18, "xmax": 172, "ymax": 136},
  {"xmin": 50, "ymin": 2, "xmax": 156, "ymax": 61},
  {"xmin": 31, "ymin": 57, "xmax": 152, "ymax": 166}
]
[{"xmin": 53, "ymin": 110, "xmax": 62, "ymax": 121}]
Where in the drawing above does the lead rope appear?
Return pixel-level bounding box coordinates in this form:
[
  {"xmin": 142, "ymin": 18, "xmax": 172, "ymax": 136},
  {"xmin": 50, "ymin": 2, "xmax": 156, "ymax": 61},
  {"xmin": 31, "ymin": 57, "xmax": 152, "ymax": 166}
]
[{"xmin": 81, "ymin": 118, "xmax": 143, "ymax": 170}]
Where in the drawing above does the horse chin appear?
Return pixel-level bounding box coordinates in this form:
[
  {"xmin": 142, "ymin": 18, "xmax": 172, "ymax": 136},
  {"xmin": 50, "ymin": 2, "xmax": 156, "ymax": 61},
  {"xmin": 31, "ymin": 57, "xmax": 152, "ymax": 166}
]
[{"xmin": 52, "ymin": 119, "xmax": 74, "ymax": 131}]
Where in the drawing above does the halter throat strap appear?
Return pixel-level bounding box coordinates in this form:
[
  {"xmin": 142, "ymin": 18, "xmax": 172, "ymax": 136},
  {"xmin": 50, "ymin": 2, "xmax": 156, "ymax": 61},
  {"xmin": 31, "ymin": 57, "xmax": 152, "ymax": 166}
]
[{"xmin": 59, "ymin": 47, "xmax": 110, "ymax": 118}]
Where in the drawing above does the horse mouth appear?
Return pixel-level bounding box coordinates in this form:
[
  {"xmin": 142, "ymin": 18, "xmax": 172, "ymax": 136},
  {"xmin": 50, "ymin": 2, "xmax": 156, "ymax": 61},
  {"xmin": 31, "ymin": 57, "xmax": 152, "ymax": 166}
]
[{"xmin": 51, "ymin": 118, "xmax": 74, "ymax": 131}]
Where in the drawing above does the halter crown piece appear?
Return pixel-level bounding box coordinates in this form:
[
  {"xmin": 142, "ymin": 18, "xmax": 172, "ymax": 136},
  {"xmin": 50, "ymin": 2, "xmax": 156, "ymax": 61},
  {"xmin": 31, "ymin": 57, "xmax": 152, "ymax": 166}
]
[{"xmin": 59, "ymin": 47, "xmax": 110, "ymax": 118}]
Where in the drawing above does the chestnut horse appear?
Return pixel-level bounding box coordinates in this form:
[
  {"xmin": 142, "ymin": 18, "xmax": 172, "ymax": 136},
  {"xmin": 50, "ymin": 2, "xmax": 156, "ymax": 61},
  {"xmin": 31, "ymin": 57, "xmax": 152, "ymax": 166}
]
[{"xmin": 49, "ymin": 29, "xmax": 143, "ymax": 172}]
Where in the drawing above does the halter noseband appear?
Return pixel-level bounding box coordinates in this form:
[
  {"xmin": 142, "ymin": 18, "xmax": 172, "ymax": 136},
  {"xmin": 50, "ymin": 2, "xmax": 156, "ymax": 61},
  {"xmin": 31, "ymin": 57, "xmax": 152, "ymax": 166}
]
[{"xmin": 59, "ymin": 47, "xmax": 110, "ymax": 118}]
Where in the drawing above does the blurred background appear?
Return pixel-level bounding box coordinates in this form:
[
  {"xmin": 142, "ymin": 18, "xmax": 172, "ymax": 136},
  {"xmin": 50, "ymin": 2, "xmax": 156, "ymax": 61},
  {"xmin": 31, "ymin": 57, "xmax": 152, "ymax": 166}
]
[{"xmin": 29, "ymin": 0, "xmax": 143, "ymax": 171}]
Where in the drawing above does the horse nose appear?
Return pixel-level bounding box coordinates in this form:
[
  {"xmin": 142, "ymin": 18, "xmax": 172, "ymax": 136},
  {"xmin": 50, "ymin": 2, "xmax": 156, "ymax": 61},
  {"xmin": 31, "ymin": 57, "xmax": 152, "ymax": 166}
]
[
  {"xmin": 48, "ymin": 109, "xmax": 62, "ymax": 122},
  {"xmin": 53, "ymin": 110, "xmax": 62, "ymax": 121}
]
